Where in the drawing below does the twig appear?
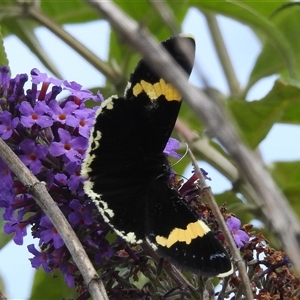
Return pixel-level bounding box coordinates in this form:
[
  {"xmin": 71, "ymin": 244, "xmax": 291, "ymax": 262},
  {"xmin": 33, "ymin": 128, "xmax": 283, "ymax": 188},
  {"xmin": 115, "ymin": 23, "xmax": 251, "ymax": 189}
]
[
  {"xmin": 204, "ymin": 13, "xmax": 240, "ymax": 97},
  {"xmin": 0, "ymin": 138, "xmax": 109, "ymax": 300},
  {"xmin": 188, "ymin": 149, "xmax": 253, "ymax": 299},
  {"xmin": 148, "ymin": 0, "xmax": 179, "ymax": 35},
  {"xmin": 19, "ymin": 2, "xmax": 122, "ymax": 85},
  {"xmin": 87, "ymin": 0, "xmax": 300, "ymax": 273}
]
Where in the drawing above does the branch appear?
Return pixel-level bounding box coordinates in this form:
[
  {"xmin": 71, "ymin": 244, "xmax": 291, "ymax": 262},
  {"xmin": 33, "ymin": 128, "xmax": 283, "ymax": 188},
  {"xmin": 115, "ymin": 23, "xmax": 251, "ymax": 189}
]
[
  {"xmin": 204, "ymin": 13, "xmax": 240, "ymax": 97},
  {"xmin": 86, "ymin": 0, "xmax": 300, "ymax": 273},
  {"xmin": 149, "ymin": 0, "xmax": 179, "ymax": 35},
  {"xmin": 19, "ymin": 2, "xmax": 122, "ymax": 85},
  {"xmin": 0, "ymin": 138, "xmax": 109, "ymax": 300},
  {"xmin": 188, "ymin": 149, "xmax": 253, "ymax": 298}
]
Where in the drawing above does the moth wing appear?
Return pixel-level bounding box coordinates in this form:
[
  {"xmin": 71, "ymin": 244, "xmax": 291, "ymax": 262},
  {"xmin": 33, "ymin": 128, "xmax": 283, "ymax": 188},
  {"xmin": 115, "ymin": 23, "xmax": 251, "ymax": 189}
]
[{"xmin": 145, "ymin": 183, "xmax": 233, "ymax": 277}]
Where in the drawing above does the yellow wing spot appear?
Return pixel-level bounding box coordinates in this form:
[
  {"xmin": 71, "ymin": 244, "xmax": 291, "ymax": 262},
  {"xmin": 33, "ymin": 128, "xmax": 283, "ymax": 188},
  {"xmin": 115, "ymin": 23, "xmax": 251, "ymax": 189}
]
[
  {"xmin": 156, "ymin": 220, "xmax": 210, "ymax": 248},
  {"xmin": 132, "ymin": 79, "xmax": 181, "ymax": 102},
  {"xmin": 132, "ymin": 82, "xmax": 143, "ymax": 97},
  {"xmin": 141, "ymin": 81, "xmax": 157, "ymax": 100},
  {"xmin": 154, "ymin": 81, "xmax": 162, "ymax": 97}
]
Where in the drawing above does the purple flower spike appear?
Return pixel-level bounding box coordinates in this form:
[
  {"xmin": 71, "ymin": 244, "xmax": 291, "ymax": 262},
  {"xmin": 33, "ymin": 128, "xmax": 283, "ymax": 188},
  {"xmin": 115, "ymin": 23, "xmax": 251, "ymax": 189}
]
[
  {"xmin": 0, "ymin": 66, "xmax": 119, "ymax": 293},
  {"xmin": 226, "ymin": 216, "xmax": 249, "ymax": 248}
]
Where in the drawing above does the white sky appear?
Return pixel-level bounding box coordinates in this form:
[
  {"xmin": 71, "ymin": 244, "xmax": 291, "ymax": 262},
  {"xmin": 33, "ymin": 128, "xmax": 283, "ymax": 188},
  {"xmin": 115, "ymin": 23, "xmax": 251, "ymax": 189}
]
[{"xmin": 1, "ymin": 7, "xmax": 300, "ymax": 299}]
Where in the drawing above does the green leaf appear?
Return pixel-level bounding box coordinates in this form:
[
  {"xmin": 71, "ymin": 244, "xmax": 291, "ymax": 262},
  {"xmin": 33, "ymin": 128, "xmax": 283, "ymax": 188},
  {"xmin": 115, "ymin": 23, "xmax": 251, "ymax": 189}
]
[
  {"xmin": 229, "ymin": 79, "xmax": 300, "ymax": 148},
  {"xmin": 270, "ymin": 161, "xmax": 300, "ymax": 217},
  {"xmin": 276, "ymin": 78, "xmax": 300, "ymax": 125},
  {"xmin": 248, "ymin": 5, "xmax": 300, "ymax": 90},
  {"xmin": 270, "ymin": 160, "xmax": 300, "ymax": 189},
  {"xmin": 195, "ymin": 0, "xmax": 288, "ymax": 19},
  {"xmin": 41, "ymin": 0, "xmax": 99, "ymax": 25},
  {"xmin": 194, "ymin": 1, "xmax": 297, "ymax": 83},
  {"xmin": 29, "ymin": 267, "xmax": 77, "ymax": 300},
  {"xmin": 0, "ymin": 25, "xmax": 8, "ymax": 67}
]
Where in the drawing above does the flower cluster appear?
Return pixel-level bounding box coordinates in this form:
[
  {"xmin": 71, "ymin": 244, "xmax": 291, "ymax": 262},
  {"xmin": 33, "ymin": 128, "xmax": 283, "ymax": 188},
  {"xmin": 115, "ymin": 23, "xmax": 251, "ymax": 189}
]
[{"xmin": 0, "ymin": 66, "xmax": 115, "ymax": 290}]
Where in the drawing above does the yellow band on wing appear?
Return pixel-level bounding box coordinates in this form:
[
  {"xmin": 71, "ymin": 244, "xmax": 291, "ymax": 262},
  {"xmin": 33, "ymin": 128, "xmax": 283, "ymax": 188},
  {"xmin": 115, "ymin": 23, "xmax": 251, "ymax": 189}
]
[
  {"xmin": 156, "ymin": 220, "xmax": 210, "ymax": 248},
  {"xmin": 132, "ymin": 79, "xmax": 181, "ymax": 101}
]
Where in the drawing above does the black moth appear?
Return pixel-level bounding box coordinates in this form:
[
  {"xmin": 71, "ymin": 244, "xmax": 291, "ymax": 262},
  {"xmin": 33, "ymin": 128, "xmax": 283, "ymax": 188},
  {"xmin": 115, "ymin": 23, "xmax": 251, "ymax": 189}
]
[{"xmin": 81, "ymin": 35, "xmax": 232, "ymax": 277}]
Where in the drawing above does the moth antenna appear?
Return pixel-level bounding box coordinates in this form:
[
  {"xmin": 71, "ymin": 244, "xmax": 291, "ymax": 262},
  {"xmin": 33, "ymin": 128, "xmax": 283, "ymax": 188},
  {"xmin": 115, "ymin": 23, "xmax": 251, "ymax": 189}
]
[{"xmin": 171, "ymin": 142, "xmax": 189, "ymax": 168}]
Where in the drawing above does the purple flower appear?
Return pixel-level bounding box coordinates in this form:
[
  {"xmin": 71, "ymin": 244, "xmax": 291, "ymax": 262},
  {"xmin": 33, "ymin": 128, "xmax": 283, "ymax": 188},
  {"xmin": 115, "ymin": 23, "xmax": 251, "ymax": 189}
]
[
  {"xmin": 40, "ymin": 216, "xmax": 64, "ymax": 249},
  {"xmin": 96, "ymin": 91, "xmax": 104, "ymax": 102},
  {"xmin": 19, "ymin": 101, "xmax": 53, "ymax": 128},
  {"xmin": 200, "ymin": 168, "xmax": 211, "ymax": 181},
  {"xmin": 54, "ymin": 173, "xmax": 68, "ymax": 186},
  {"xmin": 0, "ymin": 159, "xmax": 13, "ymax": 190},
  {"xmin": 0, "ymin": 194, "xmax": 15, "ymax": 220},
  {"xmin": 31, "ymin": 68, "xmax": 63, "ymax": 86},
  {"xmin": 19, "ymin": 139, "xmax": 48, "ymax": 174},
  {"xmin": 68, "ymin": 199, "xmax": 94, "ymax": 226},
  {"xmin": 4, "ymin": 210, "xmax": 28, "ymax": 245},
  {"xmin": 72, "ymin": 109, "xmax": 95, "ymax": 138},
  {"xmin": 49, "ymin": 128, "xmax": 87, "ymax": 160},
  {"xmin": 64, "ymin": 162, "xmax": 83, "ymax": 192},
  {"xmin": 60, "ymin": 262, "xmax": 76, "ymax": 287},
  {"xmin": 163, "ymin": 137, "xmax": 181, "ymax": 158},
  {"xmin": 48, "ymin": 99, "xmax": 78, "ymax": 125},
  {"xmin": 63, "ymin": 81, "xmax": 95, "ymax": 101},
  {"xmin": 0, "ymin": 111, "xmax": 19, "ymax": 140},
  {"xmin": 226, "ymin": 216, "xmax": 249, "ymax": 248},
  {"xmin": 28, "ymin": 244, "xmax": 51, "ymax": 273}
]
